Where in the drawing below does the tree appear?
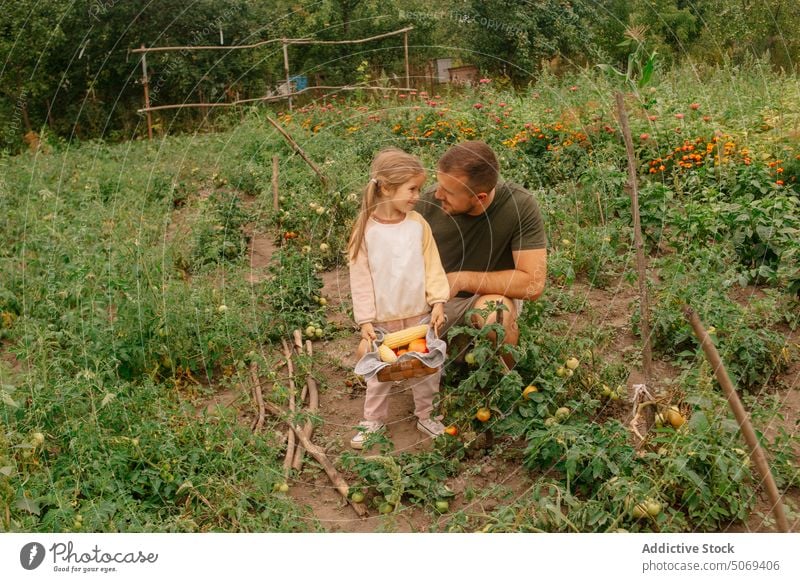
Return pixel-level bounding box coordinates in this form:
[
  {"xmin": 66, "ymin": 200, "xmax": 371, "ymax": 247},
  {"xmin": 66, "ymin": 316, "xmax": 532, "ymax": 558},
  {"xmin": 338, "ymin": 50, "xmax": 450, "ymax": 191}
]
[
  {"xmin": 0, "ymin": 0, "xmax": 68, "ymax": 143},
  {"xmin": 463, "ymin": 0, "xmax": 603, "ymax": 82}
]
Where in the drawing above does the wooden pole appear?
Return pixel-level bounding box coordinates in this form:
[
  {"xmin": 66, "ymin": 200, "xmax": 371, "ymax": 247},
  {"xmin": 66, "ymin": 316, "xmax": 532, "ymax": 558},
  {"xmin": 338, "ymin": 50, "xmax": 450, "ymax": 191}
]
[
  {"xmin": 281, "ymin": 339, "xmax": 296, "ymax": 481},
  {"xmin": 404, "ymin": 31, "xmax": 410, "ymax": 89},
  {"xmin": 282, "ymin": 40, "xmax": 292, "ymax": 112},
  {"xmin": 250, "ymin": 362, "xmax": 266, "ymax": 432},
  {"xmin": 262, "ymin": 399, "xmax": 367, "ymax": 517},
  {"xmin": 130, "ymin": 27, "xmax": 413, "ymax": 54},
  {"xmin": 272, "ymin": 155, "xmax": 280, "ymax": 211},
  {"xmin": 292, "ymin": 338, "xmax": 319, "ymax": 471},
  {"xmin": 615, "ymin": 92, "xmax": 653, "ymax": 383},
  {"xmin": 140, "ymin": 44, "xmax": 153, "ymax": 140},
  {"xmin": 266, "ymin": 116, "xmax": 328, "ymax": 190},
  {"xmin": 683, "ymin": 306, "xmax": 790, "ymax": 533},
  {"xmin": 137, "ymin": 86, "xmax": 413, "ymax": 114}
]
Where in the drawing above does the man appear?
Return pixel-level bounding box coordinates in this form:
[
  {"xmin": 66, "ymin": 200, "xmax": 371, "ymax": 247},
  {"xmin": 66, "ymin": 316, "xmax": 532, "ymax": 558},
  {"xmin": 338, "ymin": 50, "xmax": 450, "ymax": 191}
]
[{"xmin": 418, "ymin": 141, "xmax": 547, "ymax": 363}]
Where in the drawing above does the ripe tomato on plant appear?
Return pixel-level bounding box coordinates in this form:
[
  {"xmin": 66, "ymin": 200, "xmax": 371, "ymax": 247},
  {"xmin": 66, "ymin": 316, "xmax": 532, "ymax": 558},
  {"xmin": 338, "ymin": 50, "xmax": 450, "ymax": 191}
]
[
  {"xmin": 522, "ymin": 385, "xmax": 538, "ymax": 399},
  {"xmin": 475, "ymin": 407, "xmax": 491, "ymax": 422}
]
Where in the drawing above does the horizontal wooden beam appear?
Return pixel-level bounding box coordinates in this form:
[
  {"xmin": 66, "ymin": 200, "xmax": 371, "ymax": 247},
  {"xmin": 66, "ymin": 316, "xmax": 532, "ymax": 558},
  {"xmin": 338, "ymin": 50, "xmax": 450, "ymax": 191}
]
[
  {"xmin": 131, "ymin": 26, "xmax": 414, "ymax": 54},
  {"xmin": 137, "ymin": 85, "xmax": 416, "ymax": 114}
]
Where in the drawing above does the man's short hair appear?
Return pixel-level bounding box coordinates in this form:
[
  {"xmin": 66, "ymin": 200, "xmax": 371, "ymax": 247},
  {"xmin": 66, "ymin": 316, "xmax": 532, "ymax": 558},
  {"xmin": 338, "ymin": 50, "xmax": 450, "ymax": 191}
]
[{"xmin": 438, "ymin": 141, "xmax": 499, "ymax": 195}]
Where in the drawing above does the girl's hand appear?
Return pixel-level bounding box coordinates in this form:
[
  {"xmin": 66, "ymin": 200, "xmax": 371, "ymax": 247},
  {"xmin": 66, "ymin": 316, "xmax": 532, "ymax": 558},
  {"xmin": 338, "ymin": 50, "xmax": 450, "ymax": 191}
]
[
  {"xmin": 360, "ymin": 323, "xmax": 377, "ymax": 342},
  {"xmin": 430, "ymin": 303, "xmax": 445, "ymax": 336}
]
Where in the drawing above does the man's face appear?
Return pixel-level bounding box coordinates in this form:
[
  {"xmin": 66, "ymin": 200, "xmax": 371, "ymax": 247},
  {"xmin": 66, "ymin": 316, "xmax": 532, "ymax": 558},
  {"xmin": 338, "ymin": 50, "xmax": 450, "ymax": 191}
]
[{"xmin": 434, "ymin": 171, "xmax": 480, "ymax": 215}]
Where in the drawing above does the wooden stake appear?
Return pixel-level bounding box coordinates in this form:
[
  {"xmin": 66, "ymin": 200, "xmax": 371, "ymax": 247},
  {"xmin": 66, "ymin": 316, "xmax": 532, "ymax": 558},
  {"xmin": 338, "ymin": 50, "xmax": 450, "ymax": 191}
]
[
  {"xmin": 404, "ymin": 31, "xmax": 410, "ymax": 89},
  {"xmin": 282, "ymin": 40, "xmax": 292, "ymax": 112},
  {"xmin": 281, "ymin": 338, "xmax": 296, "ymax": 480},
  {"xmin": 291, "ymin": 330, "xmax": 307, "ymax": 404},
  {"xmin": 292, "ymin": 329, "xmax": 304, "ymax": 354},
  {"xmin": 683, "ymin": 306, "xmax": 790, "ymax": 533},
  {"xmin": 292, "ymin": 339, "xmax": 319, "ymax": 471},
  {"xmin": 262, "ymin": 399, "xmax": 366, "ymax": 517},
  {"xmin": 272, "ymin": 155, "xmax": 279, "ymax": 211},
  {"xmin": 616, "ymin": 92, "xmax": 653, "ymax": 383},
  {"xmin": 595, "ymin": 189, "xmax": 606, "ymax": 227},
  {"xmin": 249, "ymin": 362, "xmax": 266, "ymax": 432},
  {"xmin": 266, "ymin": 116, "xmax": 329, "ymax": 190},
  {"xmin": 140, "ymin": 44, "xmax": 153, "ymax": 140}
]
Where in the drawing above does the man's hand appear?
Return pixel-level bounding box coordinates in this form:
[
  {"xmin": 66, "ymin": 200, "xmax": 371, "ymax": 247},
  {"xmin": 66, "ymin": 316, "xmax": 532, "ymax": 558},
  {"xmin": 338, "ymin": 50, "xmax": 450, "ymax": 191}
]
[
  {"xmin": 443, "ymin": 249, "xmax": 546, "ymax": 301},
  {"xmin": 430, "ymin": 303, "xmax": 445, "ymax": 336}
]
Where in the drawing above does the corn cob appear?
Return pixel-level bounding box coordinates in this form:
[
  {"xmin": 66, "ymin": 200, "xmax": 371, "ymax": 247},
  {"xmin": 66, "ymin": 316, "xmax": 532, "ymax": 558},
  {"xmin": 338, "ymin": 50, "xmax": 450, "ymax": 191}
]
[
  {"xmin": 378, "ymin": 344, "xmax": 398, "ymax": 363},
  {"xmin": 381, "ymin": 325, "xmax": 429, "ymax": 349}
]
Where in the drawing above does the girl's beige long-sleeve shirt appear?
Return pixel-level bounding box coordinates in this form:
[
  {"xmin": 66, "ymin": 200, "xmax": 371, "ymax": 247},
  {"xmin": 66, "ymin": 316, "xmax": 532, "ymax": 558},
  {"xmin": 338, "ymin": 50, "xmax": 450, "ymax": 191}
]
[{"xmin": 349, "ymin": 211, "xmax": 449, "ymax": 325}]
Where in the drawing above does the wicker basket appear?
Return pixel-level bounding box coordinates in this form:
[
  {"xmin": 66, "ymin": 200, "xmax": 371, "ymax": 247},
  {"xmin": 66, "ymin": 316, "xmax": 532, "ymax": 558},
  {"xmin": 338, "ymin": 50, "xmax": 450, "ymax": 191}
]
[{"xmin": 377, "ymin": 357, "xmax": 437, "ymax": 382}]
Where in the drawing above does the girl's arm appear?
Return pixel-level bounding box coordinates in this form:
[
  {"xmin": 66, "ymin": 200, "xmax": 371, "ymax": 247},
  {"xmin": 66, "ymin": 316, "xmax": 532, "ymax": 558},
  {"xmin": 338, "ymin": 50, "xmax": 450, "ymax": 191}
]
[
  {"xmin": 418, "ymin": 216, "xmax": 450, "ymax": 305},
  {"xmin": 360, "ymin": 322, "xmax": 376, "ymax": 341},
  {"xmin": 348, "ymin": 239, "xmax": 378, "ymax": 326}
]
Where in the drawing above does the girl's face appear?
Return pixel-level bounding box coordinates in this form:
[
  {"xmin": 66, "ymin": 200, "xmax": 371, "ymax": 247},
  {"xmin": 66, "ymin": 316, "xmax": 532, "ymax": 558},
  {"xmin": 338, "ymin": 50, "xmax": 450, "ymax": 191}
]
[{"xmin": 381, "ymin": 173, "xmax": 425, "ymax": 215}]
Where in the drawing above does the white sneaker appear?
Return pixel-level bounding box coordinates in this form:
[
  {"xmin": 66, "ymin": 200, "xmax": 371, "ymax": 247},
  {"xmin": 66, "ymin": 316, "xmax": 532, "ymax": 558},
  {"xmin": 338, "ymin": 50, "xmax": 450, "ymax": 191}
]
[
  {"xmin": 350, "ymin": 420, "xmax": 385, "ymax": 450},
  {"xmin": 416, "ymin": 417, "xmax": 446, "ymax": 438}
]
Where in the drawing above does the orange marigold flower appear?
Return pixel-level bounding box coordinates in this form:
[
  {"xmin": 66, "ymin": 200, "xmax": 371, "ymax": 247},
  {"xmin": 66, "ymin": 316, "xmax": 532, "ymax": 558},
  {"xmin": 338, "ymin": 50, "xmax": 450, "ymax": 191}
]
[
  {"xmin": 777, "ymin": 167, "xmax": 784, "ymax": 173},
  {"xmin": 776, "ymin": 180, "xmax": 784, "ymax": 185}
]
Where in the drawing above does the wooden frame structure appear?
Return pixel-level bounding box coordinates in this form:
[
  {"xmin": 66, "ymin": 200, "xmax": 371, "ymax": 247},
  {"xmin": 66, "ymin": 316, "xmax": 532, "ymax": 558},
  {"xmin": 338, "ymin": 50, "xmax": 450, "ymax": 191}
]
[{"xmin": 132, "ymin": 27, "xmax": 414, "ymax": 139}]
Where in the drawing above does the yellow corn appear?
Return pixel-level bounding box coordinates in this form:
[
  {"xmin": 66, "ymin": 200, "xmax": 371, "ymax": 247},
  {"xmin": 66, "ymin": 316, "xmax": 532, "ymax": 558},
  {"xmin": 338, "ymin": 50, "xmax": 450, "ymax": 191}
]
[
  {"xmin": 381, "ymin": 325, "xmax": 429, "ymax": 349},
  {"xmin": 378, "ymin": 344, "xmax": 398, "ymax": 363}
]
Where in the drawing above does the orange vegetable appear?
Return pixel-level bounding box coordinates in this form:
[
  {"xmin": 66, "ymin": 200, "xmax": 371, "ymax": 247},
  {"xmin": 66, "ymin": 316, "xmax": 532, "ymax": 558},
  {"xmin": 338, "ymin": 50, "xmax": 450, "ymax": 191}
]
[{"xmin": 408, "ymin": 338, "xmax": 428, "ymax": 353}]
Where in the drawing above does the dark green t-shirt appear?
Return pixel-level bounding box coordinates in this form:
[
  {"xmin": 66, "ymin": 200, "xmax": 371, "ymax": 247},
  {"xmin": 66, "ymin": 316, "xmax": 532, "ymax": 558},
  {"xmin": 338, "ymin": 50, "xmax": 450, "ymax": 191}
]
[{"xmin": 419, "ymin": 182, "xmax": 547, "ymax": 297}]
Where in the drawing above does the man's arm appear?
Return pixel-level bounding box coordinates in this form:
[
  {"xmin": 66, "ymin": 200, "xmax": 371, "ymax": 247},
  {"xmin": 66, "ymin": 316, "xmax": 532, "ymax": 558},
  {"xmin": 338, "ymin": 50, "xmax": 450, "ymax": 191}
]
[{"xmin": 446, "ymin": 248, "xmax": 546, "ymax": 300}]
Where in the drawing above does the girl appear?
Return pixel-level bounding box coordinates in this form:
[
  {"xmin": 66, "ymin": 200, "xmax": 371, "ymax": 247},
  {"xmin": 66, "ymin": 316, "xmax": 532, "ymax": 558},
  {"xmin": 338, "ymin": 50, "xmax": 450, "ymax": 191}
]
[{"xmin": 348, "ymin": 148, "xmax": 449, "ymax": 449}]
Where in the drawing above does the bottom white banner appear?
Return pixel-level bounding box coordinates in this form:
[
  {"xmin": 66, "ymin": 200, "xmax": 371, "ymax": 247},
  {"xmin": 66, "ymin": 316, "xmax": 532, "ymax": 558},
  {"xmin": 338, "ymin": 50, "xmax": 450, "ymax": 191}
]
[{"xmin": 1, "ymin": 533, "xmax": 798, "ymax": 581}]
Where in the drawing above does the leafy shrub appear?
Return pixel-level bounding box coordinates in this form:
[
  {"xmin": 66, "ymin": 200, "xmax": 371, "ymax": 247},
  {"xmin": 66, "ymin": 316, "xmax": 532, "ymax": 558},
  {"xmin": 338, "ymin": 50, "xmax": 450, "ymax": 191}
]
[
  {"xmin": 341, "ymin": 448, "xmax": 460, "ymax": 513},
  {"xmin": 190, "ymin": 192, "xmax": 250, "ymax": 270},
  {"xmin": 261, "ymin": 247, "xmax": 325, "ymax": 341},
  {"xmin": 642, "ymin": 253, "xmax": 788, "ymax": 391}
]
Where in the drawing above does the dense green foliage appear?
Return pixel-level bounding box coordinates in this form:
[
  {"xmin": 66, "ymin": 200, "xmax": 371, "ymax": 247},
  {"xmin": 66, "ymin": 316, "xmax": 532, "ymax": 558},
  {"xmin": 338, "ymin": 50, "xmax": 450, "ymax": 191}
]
[
  {"xmin": 2, "ymin": 59, "xmax": 798, "ymax": 531},
  {"xmin": 3, "ymin": 1, "xmax": 800, "ymax": 150}
]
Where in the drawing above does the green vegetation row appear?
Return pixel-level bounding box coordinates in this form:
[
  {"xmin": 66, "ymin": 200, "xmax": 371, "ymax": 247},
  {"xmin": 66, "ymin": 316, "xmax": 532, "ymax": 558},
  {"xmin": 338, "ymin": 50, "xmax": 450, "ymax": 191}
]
[{"xmin": 1, "ymin": 62, "xmax": 798, "ymax": 531}]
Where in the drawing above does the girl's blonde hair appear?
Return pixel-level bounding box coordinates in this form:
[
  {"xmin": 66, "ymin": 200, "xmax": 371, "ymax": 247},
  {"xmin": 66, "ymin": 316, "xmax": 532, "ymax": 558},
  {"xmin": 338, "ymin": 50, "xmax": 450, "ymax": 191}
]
[{"xmin": 348, "ymin": 148, "xmax": 426, "ymax": 261}]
